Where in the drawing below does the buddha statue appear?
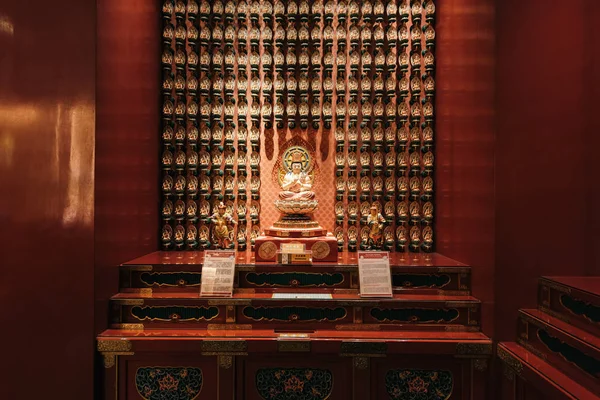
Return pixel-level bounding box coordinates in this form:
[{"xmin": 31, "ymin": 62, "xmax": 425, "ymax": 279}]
[
  {"xmin": 256, "ymin": 140, "xmax": 338, "ymax": 263},
  {"xmin": 278, "ymin": 152, "xmax": 315, "ymax": 200},
  {"xmin": 266, "ymin": 145, "xmax": 326, "ymax": 237}
]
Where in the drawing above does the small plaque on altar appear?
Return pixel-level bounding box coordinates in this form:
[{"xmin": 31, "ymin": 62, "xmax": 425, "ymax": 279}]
[
  {"xmin": 357, "ymin": 251, "xmax": 393, "ymax": 298},
  {"xmin": 272, "ymin": 293, "xmax": 333, "ymax": 299},
  {"xmin": 200, "ymin": 250, "xmax": 236, "ymax": 297},
  {"xmin": 277, "ymin": 250, "xmax": 313, "ymax": 265},
  {"xmin": 280, "ymin": 243, "xmax": 306, "ymax": 254}
]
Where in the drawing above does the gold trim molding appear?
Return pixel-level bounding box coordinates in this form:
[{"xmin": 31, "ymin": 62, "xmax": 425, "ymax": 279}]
[
  {"xmin": 540, "ymin": 279, "xmax": 572, "ymax": 294},
  {"xmin": 97, "ymin": 339, "xmax": 134, "ymax": 369},
  {"xmin": 126, "ymin": 265, "xmax": 153, "ymax": 272},
  {"xmin": 218, "ymin": 355, "xmax": 233, "ymax": 369},
  {"xmin": 278, "ymin": 341, "xmax": 311, "ymax": 352},
  {"xmin": 201, "ymin": 340, "xmax": 247, "ymax": 354},
  {"xmin": 455, "ymin": 343, "xmax": 492, "ymax": 356},
  {"xmin": 473, "ymin": 358, "xmax": 488, "ymax": 372},
  {"xmin": 110, "ymin": 323, "xmax": 144, "ymax": 330},
  {"xmin": 114, "ymin": 299, "xmax": 145, "ymax": 306},
  {"xmin": 98, "ymin": 339, "xmax": 132, "ymax": 353},
  {"xmin": 340, "ymin": 341, "xmax": 387, "ymax": 356},
  {"xmin": 497, "ymin": 346, "xmax": 523, "ymax": 376},
  {"xmin": 354, "ymin": 357, "xmax": 369, "ymax": 370}
]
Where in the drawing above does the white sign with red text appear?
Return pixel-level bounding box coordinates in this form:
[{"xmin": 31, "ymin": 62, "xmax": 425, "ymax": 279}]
[
  {"xmin": 357, "ymin": 251, "xmax": 393, "ymax": 298},
  {"xmin": 200, "ymin": 250, "xmax": 236, "ymax": 297}
]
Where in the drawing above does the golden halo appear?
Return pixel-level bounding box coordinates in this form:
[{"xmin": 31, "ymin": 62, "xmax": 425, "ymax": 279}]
[
  {"xmin": 282, "ymin": 146, "xmax": 312, "ymax": 173},
  {"xmin": 272, "ymin": 137, "xmax": 320, "ymax": 189}
]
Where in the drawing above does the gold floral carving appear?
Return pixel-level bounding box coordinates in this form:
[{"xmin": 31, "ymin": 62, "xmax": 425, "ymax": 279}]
[
  {"xmin": 455, "ymin": 343, "xmax": 492, "ymax": 356},
  {"xmin": 201, "ymin": 340, "xmax": 247, "ymax": 354},
  {"xmin": 207, "ymin": 324, "xmax": 253, "ymax": 330},
  {"xmin": 219, "ymin": 355, "xmax": 233, "ymax": 369},
  {"xmin": 114, "ymin": 299, "xmax": 145, "ymax": 306},
  {"xmin": 127, "ymin": 265, "xmax": 153, "ymax": 272},
  {"xmin": 111, "ymin": 323, "xmax": 144, "ymax": 330},
  {"xmin": 278, "ymin": 341, "xmax": 311, "ymax": 353},
  {"xmin": 97, "ymin": 339, "xmax": 134, "ymax": 369},
  {"xmin": 497, "ymin": 346, "xmax": 523, "ymax": 376},
  {"xmin": 540, "ymin": 279, "xmax": 571, "ymax": 294},
  {"xmin": 98, "ymin": 339, "xmax": 133, "ymax": 353},
  {"xmin": 340, "ymin": 342, "xmax": 387, "ymax": 355},
  {"xmin": 473, "ymin": 358, "xmax": 488, "ymax": 372},
  {"xmin": 336, "ymin": 324, "xmax": 381, "ymax": 331},
  {"xmin": 354, "ymin": 357, "xmax": 369, "ymax": 370}
]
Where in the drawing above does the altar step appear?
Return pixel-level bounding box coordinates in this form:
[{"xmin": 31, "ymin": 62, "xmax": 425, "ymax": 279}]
[
  {"xmin": 109, "ymin": 292, "xmax": 481, "ymax": 332},
  {"xmin": 538, "ymin": 276, "xmax": 600, "ymax": 337},
  {"xmin": 120, "ymin": 251, "xmax": 471, "ymax": 295},
  {"xmin": 100, "ymin": 252, "xmax": 490, "ymax": 400},
  {"xmin": 498, "ymin": 342, "xmax": 600, "ymax": 400},
  {"xmin": 98, "ymin": 328, "xmax": 491, "ymax": 354},
  {"xmin": 498, "ymin": 276, "xmax": 600, "ymax": 399},
  {"xmin": 517, "ymin": 309, "xmax": 600, "ymax": 393},
  {"xmin": 97, "ymin": 329, "xmax": 492, "ymax": 400}
]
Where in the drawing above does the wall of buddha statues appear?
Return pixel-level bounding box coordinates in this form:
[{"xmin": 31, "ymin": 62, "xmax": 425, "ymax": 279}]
[{"xmin": 159, "ymin": 0, "xmax": 436, "ymax": 252}]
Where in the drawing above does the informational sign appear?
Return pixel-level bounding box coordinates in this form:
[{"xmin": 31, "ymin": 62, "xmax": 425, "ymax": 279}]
[
  {"xmin": 357, "ymin": 251, "xmax": 393, "ymax": 298},
  {"xmin": 200, "ymin": 250, "xmax": 236, "ymax": 297}
]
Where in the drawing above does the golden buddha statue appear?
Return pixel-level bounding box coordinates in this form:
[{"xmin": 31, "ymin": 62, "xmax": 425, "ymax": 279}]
[
  {"xmin": 256, "ymin": 141, "xmax": 338, "ymax": 262},
  {"xmin": 278, "ymin": 152, "xmax": 315, "ymax": 200},
  {"xmin": 266, "ymin": 145, "xmax": 325, "ymax": 237}
]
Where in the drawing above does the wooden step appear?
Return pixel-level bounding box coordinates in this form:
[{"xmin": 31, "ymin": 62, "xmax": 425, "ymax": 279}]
[
  {"xmin": 538, "ymin": 276, "xmax": 600, "ymax": 336},
  {"xmin": 97, "ymin": 330, "xmax": 492, "ymax": 400},
  {"xmin": 517, "ymin": 309, "xmax": 600, "ymax": 393},
  {"xmin": 98, "ymin": 328, "xmax": 491, "ymax": 355},
  {"xmin": 119, "ymin": 251, "xmax": 471, "ymax": 295},
  {"xmin": 498, "ymin": 342, "xmax": 600, "ymax": 400},
  {"xmin": 108, "ymin": 292, "xmax": 481, "ymax": 332}
]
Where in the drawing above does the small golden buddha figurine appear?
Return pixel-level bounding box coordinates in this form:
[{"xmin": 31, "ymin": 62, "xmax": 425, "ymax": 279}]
[
  {"xmin": 364, "ymin": 204, "xmax": 386, "ymax": 250},
  {"xmin": 210, "ymin": 202, "xmax": 236, "ymax": 249}
]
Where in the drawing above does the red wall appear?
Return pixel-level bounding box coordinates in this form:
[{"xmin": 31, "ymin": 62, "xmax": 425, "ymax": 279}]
[
  {"xmin": 495, "ymin": 0, "xmax": 600, "ymax": 340},
  {"xmin": 435, "ymin": 0, "xmax": 496, "ymax": 336},
  {"xmin": 0, "ymin": 1, "xmax": 95, "ymax": 399},
  {"xmin": 95, "ymin": 0, "xmax": 160, "ymax": 334},
  {"xmin": 582, "ymin": 1, "xmax": 600, "ymax": 277}
]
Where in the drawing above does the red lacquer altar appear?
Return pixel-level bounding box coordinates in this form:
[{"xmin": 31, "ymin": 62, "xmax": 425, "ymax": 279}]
[{"xmin": 97, "ymin": 251, "xmax": 491, "ymax": 400}]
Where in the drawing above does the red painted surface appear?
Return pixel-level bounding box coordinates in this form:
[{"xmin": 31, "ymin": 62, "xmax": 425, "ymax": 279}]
[
  {"xmin": 99, "ymin": 328, "xmax": 490, "ymax": 341},
  {"xmin": 112, "ymin": 291, "xmax": 477, "ymax": 301},
  {"xmin": 495, "ymin": 0, "xmax": 600, "ymax": 341},
  {"xmin": 95, "ymin": 0, "xmax": 161, "ymax": 334},
  {"xmin": 583, "ymin": 2, "xmax": 600, "ymax": 277},
  {"xmin": 435, "ymin": 0, "xmax": 496, "ymax": 337},
  {"xmin": 122, "ymin": 250, "xmax": 468, "ymax": 267},
  {"xmin": 0, "ymin": 0, "xmax": 95, "ymax": 399}
]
